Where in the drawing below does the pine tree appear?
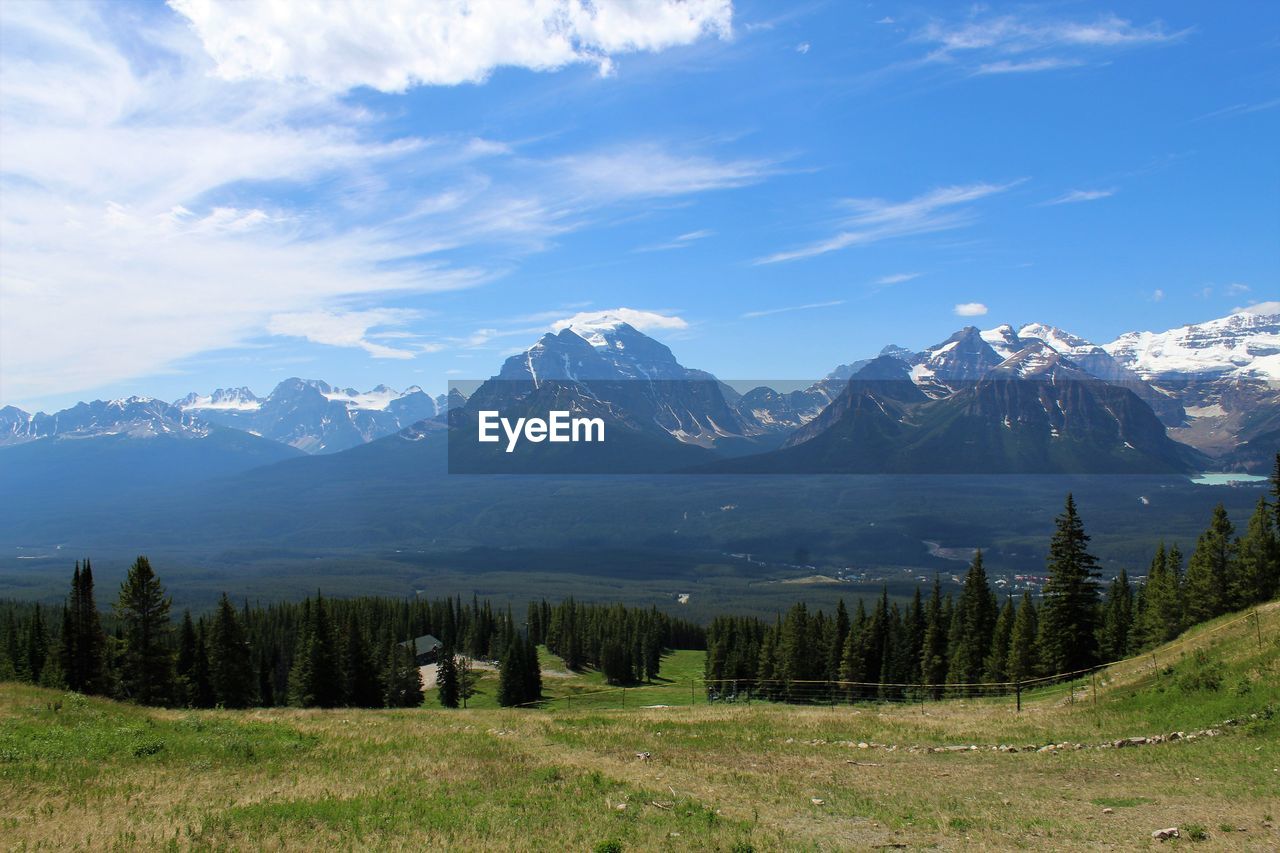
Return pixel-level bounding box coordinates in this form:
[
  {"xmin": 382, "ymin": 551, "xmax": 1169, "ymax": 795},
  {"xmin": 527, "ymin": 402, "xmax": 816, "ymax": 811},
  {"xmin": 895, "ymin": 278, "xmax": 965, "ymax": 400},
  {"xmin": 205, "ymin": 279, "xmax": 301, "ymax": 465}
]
[
  {"xmin": 524, "ymin": 633, "xmax": 542, "ymax": 701},
  {"xmin": 983, "ymin": 597, "xmax": 1015, "ymax": 684},
  {"xmin": 755, "ymin": 617, "xmax": 780, "ymax": 699},
  {"xmin": 339, "ymin": 611, "xmax": 381, "ymax": 708},
  {"xmin": 436, "ymin": 644, "xmax": 460, "ymax": 708},
  {"xmin": 114, "ymin": 557, "xmax": 174, "ymax": 705},
  {"xmin": 58, "ymin": 564, "xmax": 82, "ymax": 691},
  {"xmin": 497, "ymin": 633, "xmax": 528, "ymax": 706},
  {"xmin": 289, "ymin": 594, "xmax": 342, "ymax": 708},
  {"xmin": 25, "ymin": 604, "xmax": 49, "ymax": 684},
  {"xmin": 1184, "ymin": 504, "xmax": 1237, "ymax": 621},
  {"xmin": 75, "ymin": 560, "xmax": 106, "ymax": 693},
  {"xmin": 208, "ymin": 593, "xmax": 256, "ymax": 708},
  {"xmin": 1007, "ymin": 592, "xmax": 1038, "ymax": 681},
  {"xmin": 948, "ymin": 551, "xmax": 997, "ymax": 687},
  {"xmin": 778, "ymin": 602, "xmax": 811, "ymax": 690},
  {"xmin": 1138, "ymin": 543, "xmax": 1184, "ymax": 648},
  {"xmin": 1100, "ymin": 569, "xmax": 1134, "ymax": 661},
  {"xmin": 1037, "ymin": 495, "xmax": 1102, "ymax": 674},
  {"xmin": 919, "ymin": 577, "xmax": 948, "ymax": 697},
  {"xmin": 903, "ymin": 587, "xmax": 925, "ymax": 685},
  {"xmin": 175, "ymin": 610, "xmax": 201, "ymax": 707},
  {"xmin": 1273, "ymin": 453, "xmax": 1280, "ymax": 532},
  {"xmin": 1, "ymin": 613, "xmax": 20, "ymax": 680},
  {"xmin": 828, "ymin": 599, "xmax": 849, "ymax": 681},
  {"xmin": 1233, "ymin": 497, "xmax": 1278, "ymax": 606},
  {"xmin": 382, "ymin": 638, "xmax": 423, "ymax": 708}
]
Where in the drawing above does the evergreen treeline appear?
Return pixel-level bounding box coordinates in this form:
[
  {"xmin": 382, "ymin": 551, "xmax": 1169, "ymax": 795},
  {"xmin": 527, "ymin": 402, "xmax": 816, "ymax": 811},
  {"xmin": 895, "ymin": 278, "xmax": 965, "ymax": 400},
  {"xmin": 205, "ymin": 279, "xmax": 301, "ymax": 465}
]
[
  {"xmin": 528, "ymin": 598, "xmax": 703, "ymax": 685},
  {"xmin": 1, "ymin": 562, "xmax": 702, "ymax": 709},
  {"xmin": 5, "ymin": 470, "xmax": 1278, "ymax": 710},
  {"xmin": 706, "ymin": 485, "xmax": 1280, "ymax": 701}
]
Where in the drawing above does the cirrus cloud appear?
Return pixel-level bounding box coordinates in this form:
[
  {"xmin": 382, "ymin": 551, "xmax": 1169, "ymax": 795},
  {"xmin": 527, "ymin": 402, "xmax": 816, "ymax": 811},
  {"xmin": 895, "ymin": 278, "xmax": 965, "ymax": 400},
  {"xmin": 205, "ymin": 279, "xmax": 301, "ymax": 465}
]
[{"xmin": 954, "ymin": 302, "xmax": 989, "ymax": 317}]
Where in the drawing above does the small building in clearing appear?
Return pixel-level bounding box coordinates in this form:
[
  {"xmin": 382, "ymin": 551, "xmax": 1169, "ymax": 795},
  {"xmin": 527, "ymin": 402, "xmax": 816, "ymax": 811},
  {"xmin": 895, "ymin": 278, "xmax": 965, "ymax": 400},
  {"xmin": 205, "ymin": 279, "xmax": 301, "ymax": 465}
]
[{"xmin": 400, "ymin": 634, "xmax": 443, "ymax": 665}]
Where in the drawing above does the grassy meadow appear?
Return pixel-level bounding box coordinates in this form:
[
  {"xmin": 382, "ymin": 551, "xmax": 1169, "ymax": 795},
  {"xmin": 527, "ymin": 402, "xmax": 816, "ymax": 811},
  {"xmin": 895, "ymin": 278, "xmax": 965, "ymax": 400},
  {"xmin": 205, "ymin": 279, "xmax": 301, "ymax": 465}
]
[{"xmin": 2, "ymin": 602, "xmax": 1278, "ymax": 850}]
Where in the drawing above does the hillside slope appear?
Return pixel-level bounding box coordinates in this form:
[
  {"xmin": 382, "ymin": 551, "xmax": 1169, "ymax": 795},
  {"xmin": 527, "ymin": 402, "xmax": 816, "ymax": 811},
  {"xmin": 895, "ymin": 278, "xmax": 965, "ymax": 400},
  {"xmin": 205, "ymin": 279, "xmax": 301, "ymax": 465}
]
[{"xmin": 2, "ymin": 602, "xmax": 1277, "ymax": 850}]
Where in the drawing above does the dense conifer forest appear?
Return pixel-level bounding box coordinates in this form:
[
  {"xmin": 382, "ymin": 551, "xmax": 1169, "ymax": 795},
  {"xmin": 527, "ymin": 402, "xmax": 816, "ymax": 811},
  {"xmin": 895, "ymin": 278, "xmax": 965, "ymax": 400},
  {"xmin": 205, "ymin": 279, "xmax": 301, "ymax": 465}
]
[{"xmin": 4, "ymin": 459, "xmax": 1278, "ymax": 710}]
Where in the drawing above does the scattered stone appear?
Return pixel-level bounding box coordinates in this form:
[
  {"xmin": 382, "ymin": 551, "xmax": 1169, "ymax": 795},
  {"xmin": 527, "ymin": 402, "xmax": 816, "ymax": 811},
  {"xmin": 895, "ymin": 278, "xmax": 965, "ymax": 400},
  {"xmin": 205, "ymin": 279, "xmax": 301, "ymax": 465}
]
[
  {"xmin": 615, "ymin": 803, "xmax": 628, "ymax": 812},
  {"xmin": 1102, "ymin": 808, "xmax": 1114, "ymax": 815},
  {"xmin": 635, "ymin": 752, "xmax": 651, "ymax": 761},
  {"xmin": 811, "ymin": 798, "xmax": 825, "ymax": 806},
  {"xmin": 1152, "ymin": 827, "xmax": 1179, "ymax": 841},
  {"xmin": 858, "ymin": 742, "xmax": 869, "ymax": 749}
]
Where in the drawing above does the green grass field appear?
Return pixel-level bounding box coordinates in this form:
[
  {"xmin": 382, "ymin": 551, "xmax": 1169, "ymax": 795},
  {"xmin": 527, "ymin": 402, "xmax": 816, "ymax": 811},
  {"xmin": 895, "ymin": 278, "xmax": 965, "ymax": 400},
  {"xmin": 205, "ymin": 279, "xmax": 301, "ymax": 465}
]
[{"xmin": 3, "ymin": 603, "xmax": 1278, "ymax": 850}]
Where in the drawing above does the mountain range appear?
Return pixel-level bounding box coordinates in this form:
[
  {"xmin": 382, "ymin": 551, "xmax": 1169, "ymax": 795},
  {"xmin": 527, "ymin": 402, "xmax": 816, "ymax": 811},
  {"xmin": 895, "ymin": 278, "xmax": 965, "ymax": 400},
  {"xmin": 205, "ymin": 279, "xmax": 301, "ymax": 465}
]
[{"xmin": 2, "ymin": 306, "xmax": 1276, "ymax": 483}]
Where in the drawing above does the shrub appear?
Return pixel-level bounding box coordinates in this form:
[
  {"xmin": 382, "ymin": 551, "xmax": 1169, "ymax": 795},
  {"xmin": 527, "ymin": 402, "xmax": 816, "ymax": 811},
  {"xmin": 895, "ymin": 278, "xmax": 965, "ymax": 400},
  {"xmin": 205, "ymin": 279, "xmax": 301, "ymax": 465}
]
[{"xmin": 1176, "ymin": 650, "xmax": 1223, "ymax": 694}]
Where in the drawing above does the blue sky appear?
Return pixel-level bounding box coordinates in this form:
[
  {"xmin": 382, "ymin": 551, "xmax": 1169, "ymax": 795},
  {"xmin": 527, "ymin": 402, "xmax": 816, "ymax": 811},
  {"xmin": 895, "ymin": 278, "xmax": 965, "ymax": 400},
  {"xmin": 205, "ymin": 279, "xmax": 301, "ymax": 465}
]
[{"xmin": 1, "ymin": 0, "xmax": 1276, "ymax": 412}]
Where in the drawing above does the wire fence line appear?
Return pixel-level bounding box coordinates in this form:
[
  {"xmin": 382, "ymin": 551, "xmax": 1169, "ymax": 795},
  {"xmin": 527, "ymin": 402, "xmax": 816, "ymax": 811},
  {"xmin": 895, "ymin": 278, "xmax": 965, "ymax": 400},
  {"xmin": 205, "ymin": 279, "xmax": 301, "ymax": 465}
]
[{"xmin": 511, "ymin": 607, "xmax": 1272, "ymax": 713}]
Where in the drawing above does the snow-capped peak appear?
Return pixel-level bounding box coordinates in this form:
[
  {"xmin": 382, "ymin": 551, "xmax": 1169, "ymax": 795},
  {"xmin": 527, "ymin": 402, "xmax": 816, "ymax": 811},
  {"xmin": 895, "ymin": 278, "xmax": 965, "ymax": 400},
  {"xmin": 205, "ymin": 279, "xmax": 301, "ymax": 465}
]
[
  {"xmin": 177, "ymin": 387, "xmax": 261, "ymax": 412},
  {"xmin": 1103, "ymin": 306, "xmax": 1280, "ymax": 380},
  {"xmin": 550, "ymin": 308, "xmax": 688, "ymax": 350},
  {"xmin": 321, "ymin": 385, "xmax": 404, "ymax": 411},
  {"xmin": 980, "ymin": 324, "xmax": 1022, "ymax": 358},
  {"xmin": 1017, "ymin": 323, "xmax": 1100, "ymax": 356}
]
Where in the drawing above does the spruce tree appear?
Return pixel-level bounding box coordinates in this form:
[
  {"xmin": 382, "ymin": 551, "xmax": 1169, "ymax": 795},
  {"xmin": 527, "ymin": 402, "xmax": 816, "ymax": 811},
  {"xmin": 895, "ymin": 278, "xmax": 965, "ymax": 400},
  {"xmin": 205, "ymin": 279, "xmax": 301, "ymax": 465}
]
[
  {"xmin": 828, "ymin": 599, "xmax": 849, "ymax": 681},
  {"xmin": 919, "ymin": 577, "xmax": 948, "ymax": 697},
  {"xmin": 1233, "ymin": 497, "xmax": 1278, "ymax": 606},
  {"xmin": 524, "ymin": 633, "xmax": 542, "ymax": 701},
  {"xmin": 74, "ymin": 560, "xmax": 106, "ymax": 693},
  {"xmin": 947, "ymin": 551, "xmax": 997, "ymax": 687},
  {"xmin": 1184, "ymin": 504, "xmax": 1237, "ymax": 621},
  {"xmin": 114, "ymin": 557, "xmax": 174, "ymax": 705},
  {"xmin": 1138, "ymin": 543, "xmax": 1184, "ymax": 648},
  {"xmin": 1037, "ymin": 495, "xmax": 1102, "ymax": 674},
  {"xmin": 756, "ymin": 617, "xmax": 780, "ymax": 699},
  {"xmin": 339, "ymin": 611, "xmax": 381, "ymax": 708},
  {"xmin": 436, "ymin": 644, "xmax": 460, "ymax": 708},
  {"xmin": 58, "ymin": 564, "xmax": 82, "ymax": 691},
  {"xmin": 382, "ymin": 638, "xmax": 423, "ymax": 708},
  {"xmin": 1100, "ymin": 569, "xmax": 1134, "ymax": 661},
  {"xmin": 1007, "ymin": 592, "xmax": 1038, "ymax": 681},
  {"xmin": 778, "ymin": 602, "xmax": 811, "ymax": 689},
  {"xmin": 497, "ymin": 634, "xmax": 528, "ymax": 706},
  {"xmin": 1273, "ymin": 453, "xmax": 1280, "ymax": 531},
  {"xmin": 25, "ymin": 604, "xmax": 49, "ymax": 684},
  {"xmin": 175, "ymin": 610, "xmax": 200, "ymax": 707},
  {"xmin": 983, "ymin": 597, "xmax": 1015, "ymax": 684},
  {"xmin": 208, "ymin": 593, "xmax": 256, "ymax": 708},
  {"xmin": 289, "ymin": 594, "xmax": 342, "ymax": 708}
]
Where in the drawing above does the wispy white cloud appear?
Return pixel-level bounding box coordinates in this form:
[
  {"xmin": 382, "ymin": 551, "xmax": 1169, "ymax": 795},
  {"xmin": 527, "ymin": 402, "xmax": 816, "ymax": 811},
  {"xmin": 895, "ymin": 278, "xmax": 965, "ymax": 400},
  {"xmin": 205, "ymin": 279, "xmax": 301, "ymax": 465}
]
[
  {"xmin": 267, "ymin": 309, "xmax": 439, "ymax": 359},
  {"xmin": 169, "ymin": 0, "xmax": 734, "ymax": 92},
  {"xmin": 954, "ymin": 302, "xmax": 988, "ymax": 317},
  {"xmin": 873, "ymin": 272, "xmax": 921, "ymax": 286},
  {"xmin": 1150, "ymin": 289, "xmax": 1165, "ymax": 302},
  {"xmin": 0, "ymin": 3, "xmax": 768, "ymax": 406},
  {"xmin": 755, "ymin": 182, "xmax": 1018, "ymax": 264},
  {"xmin": 636, "ymin": 229, "xmax": 715, "ymax": 252},
  {"xmin": 740, "ymin": 300, "xmax": 844, "ymax": 319},
  {"xmin": 1043, "ymin": 188, "xmax": 1115, "ymax": 205},
  {"xmin": 552, "ymin": 308, "xmax": 689, "ymax": 335},
  {"xmin": 795, "ymin": 42, "xmax": 810, "ymax": 54},
  {"xmin": 558, "ymin": 146, "xmax": 776, "ymax": 199},
  {"xmin": 1227, "ymin": 282, "xmax": 1251, "ymax": 295},
  {"xmin": 916, "ymin": 12, "xmax": 1188, "ymax": 76},
  {"xmin": 1193, "ymin": 98, "xmax": 1280, "ymax": 122},
  {"xmin": 975, "ymin": 58, "xmax": 1085, "ymax": 75}
]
